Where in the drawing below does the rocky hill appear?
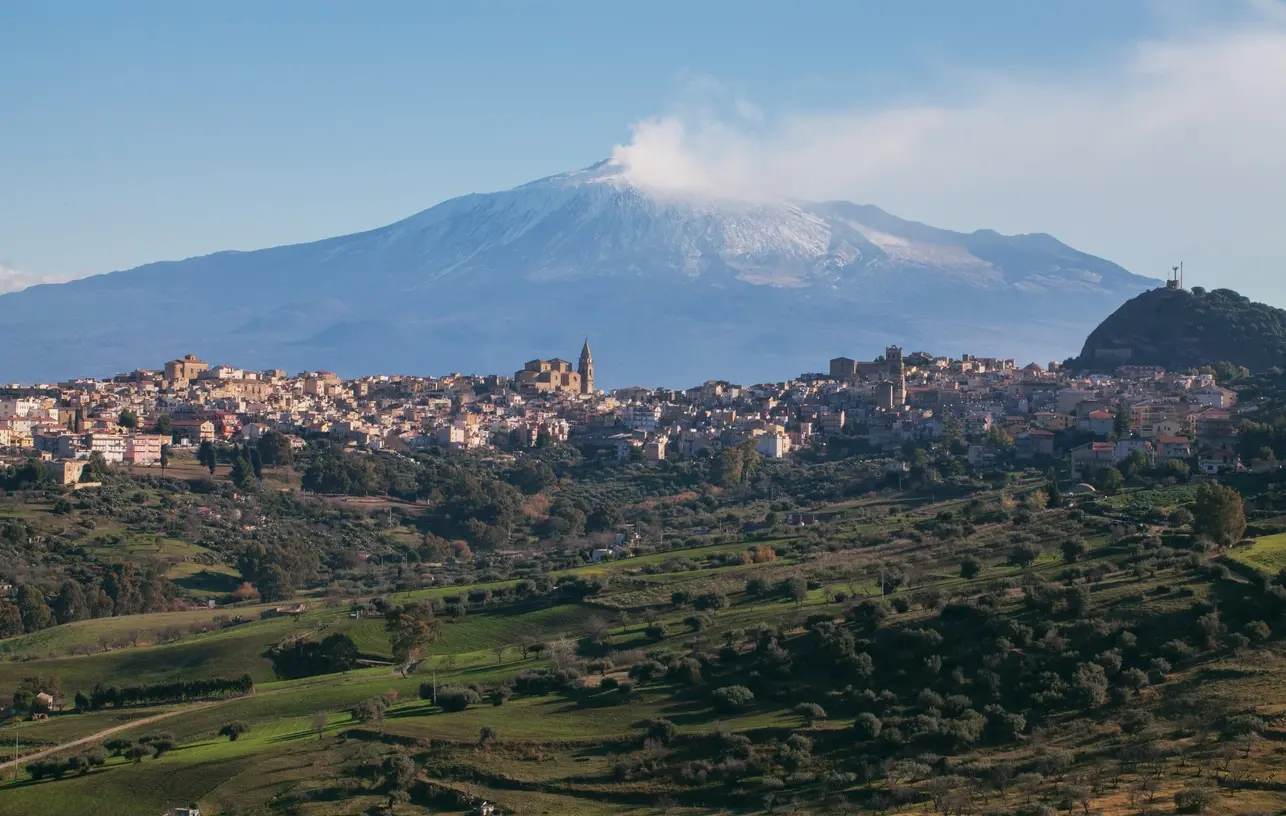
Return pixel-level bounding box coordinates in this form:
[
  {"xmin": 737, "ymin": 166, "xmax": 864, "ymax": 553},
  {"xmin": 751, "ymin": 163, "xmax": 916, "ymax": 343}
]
[
  {"xmin": 0, "ymin": 160, "xmax": 1156, "ymax": 386},
  {"xmin": 1072, "ymin": 286, "xmax": 1286, "ymax": 373}
]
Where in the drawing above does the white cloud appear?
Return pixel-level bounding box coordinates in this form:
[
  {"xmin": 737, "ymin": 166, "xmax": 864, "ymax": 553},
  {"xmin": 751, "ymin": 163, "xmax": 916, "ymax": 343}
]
[
  {"xmin": 611, "ymin": 3, "xmax": 1286, "ymax": 298},
  {"xmin": 0, "ymin": 263, "xmax": 73, "ymax": 294}
]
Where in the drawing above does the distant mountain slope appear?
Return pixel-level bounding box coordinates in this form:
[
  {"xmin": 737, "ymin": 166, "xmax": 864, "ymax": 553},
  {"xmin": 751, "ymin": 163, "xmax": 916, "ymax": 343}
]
[
  {"xmin": 1072, "ymin": 286, "xmax": 1286, "ymax": 373},
  {"xmin": 0, "ymin": 161, "xmax": 1157, "ymax": 386}
]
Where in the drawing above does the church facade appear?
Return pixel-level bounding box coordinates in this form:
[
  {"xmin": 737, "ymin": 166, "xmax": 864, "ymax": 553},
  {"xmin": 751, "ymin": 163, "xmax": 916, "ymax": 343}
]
[{"xmin": 513, "ymin": 340, "xmax": 595, "ymax": 396}]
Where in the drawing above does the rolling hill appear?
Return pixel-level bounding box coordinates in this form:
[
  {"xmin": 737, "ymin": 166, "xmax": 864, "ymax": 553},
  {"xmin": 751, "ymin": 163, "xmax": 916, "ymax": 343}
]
[{"xmin": 1072, "ymin": 286, "xmax": 1286, "ymax": 373}]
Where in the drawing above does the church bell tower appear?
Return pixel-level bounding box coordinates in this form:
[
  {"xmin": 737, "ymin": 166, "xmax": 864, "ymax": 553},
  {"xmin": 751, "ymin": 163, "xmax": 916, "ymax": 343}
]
[{"xmin": 578, "ymin": 339, "xmax": 594, "ymax": 394}]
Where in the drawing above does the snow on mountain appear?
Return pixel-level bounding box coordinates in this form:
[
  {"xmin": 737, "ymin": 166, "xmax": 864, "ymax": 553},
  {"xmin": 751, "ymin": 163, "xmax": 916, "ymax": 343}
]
[{"xmin": 0, "ymin": 161, "xmax": 1159, "ymax": 386}]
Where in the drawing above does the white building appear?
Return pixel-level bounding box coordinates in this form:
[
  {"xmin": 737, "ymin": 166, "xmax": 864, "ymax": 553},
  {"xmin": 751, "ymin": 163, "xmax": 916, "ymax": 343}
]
[
  {"xmin": 436, "ymin": 424, "xmax": 468, "ymax": 450},
  {"xmin": 621, "ymin": 405, "xmax": 661, "ymax": 432},
  {"xmin": 1191, "ymin": 386, "xmax": 1237, "ymax": 409},
  {"xmin": 643, "ymin": 438, "xmax": 666, "ymax": 461},
  {"xmin": 0, "ymin": 398, "xmax": 39, "ymax": 419},
  {"xmin": 87, "ymin": 432, "xmax": 126, "ymax": 463},
  {"xmin": 755, "ymin": 432, "xmax": 791, "ymax": 459}
]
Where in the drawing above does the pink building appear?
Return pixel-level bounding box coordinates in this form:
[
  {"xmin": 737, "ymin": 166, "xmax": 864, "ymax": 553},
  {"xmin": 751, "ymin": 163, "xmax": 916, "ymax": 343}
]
[{"xmin": 124, "ymin": 434, "xmax": 169, "ymax": 465}]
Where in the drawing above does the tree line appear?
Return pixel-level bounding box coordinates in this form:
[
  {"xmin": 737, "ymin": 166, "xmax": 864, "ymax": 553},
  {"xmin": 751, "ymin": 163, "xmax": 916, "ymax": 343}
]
[{"xmin": 83, "ymin": 674, "xmax": 254, "ymax": 709}]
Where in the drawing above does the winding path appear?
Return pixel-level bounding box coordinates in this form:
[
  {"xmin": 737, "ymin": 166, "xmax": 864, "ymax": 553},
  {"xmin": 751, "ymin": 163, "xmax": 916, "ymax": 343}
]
[{"xmin": 0, "ymin": 703, "xmax": 217, "ymax": 772}]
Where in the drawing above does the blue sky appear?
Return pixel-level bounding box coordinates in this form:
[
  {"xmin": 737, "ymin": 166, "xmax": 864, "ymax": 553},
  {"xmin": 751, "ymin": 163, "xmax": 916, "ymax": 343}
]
[{"xmin": 3, "ymin": 1, "xmax": 1284, "ymax": 301}]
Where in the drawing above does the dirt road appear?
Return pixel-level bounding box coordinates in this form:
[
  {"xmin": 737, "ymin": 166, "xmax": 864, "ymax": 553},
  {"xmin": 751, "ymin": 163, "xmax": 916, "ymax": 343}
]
[{"xmin": 0, "ymin": 705, "xmax": 209, "ymax": 772}]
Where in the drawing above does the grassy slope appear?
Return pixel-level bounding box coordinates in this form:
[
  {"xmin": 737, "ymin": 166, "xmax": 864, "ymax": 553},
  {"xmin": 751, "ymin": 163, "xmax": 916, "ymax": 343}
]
[{"xmin": 4, "ymin": 483, "xmax": 1283, "ymax": 815}]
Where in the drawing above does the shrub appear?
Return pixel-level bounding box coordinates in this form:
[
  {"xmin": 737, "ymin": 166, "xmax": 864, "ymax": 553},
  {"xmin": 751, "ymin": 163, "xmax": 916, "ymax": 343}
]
[
  {"xmin": 351, "ymin": 697, "xmax": 388, "ymax": 723},
  {"xmin": 103, "ymin": 738, "xmax": 132, "ymax": 756},
  {"xmin": 711, "ymin": 685, "xmax": 755, "ymax": 713},
  {"xmin": 643, "ymin": 717, "xmax": 677, "ymax": 745},
  {"xmin": 1174, "ymin": 786, "xmax": 1217, "ymax": 813},
  {"xmin": 437, "ymin": 686, "xmax": 481, "ymax": 712},
  {"xmin": 600, "ymin": 677, "xmax": 619, "ymax": 691},
  {"xmin": 512, "ymin": 668, "xmax": 557, "ymax": 695},
  {"xmin": 854, "ymin": 712, "xmax": 882, "ymax": 740},
  {"xmin": 218, "ymin": 721, "xmax": 249, "ymax": 741},
  {"xmin": 795, "ymin": 702, "xmax": 826, "ymax": 725}
]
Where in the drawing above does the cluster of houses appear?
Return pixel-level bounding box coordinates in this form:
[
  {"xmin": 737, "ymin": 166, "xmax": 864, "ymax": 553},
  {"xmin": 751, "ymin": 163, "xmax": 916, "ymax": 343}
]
[{"xmin": 0, "ymin": 350, "xmax": 1256, "ymax": 480}]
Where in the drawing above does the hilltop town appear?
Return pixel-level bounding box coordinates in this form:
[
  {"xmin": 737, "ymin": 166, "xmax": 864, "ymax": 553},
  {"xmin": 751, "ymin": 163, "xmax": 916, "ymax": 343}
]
[{"xmin": 0, "ymin": 341, "xmax": 1252, "ymax": 487}]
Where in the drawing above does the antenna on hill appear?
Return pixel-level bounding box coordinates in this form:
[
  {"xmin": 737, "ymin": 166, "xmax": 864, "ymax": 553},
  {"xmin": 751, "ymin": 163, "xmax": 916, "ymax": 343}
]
[{"xmin": 1167, "ymin": 263, "xmax": 1185, "ymax": 291}]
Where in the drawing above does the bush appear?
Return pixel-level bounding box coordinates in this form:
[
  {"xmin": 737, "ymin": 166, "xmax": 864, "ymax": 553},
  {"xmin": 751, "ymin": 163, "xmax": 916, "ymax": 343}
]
[
  {"xmin": 218, "ymin": 721, "xmax": 249, "ymax": 741},
  {"xmin": 643, "ymin": 717, "xmax": 677, "ymax": 745},
  {"xmin": 1174, "ymin": 786, "xmax": 1217, "ymax": 813},
  {"xmin": 853, "ymin": 712, "xmax": 882, "ymax": 740},
  {"xmin": 437, "ymin": 686, "xmax": 482, "ymax": 712},
  {"xmin": 711, "ymin": 685, "xmax": 755, "ymax": 713},
  {"xmin": 600, "ymin": 677, "xmax": 619, "ymax": 690},
  {"xmin": 489, "ymin": 686, "xmax": 512, "ymax": 706},
  {"xmin": 795, "ymin": 702, "xmax": 826, "ymax": 725}
]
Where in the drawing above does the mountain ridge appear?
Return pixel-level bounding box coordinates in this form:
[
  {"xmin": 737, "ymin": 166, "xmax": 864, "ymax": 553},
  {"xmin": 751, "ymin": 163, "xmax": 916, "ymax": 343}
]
[{"xmin": 0, "ymin": 161, "xmax": 1158, "ymax": 386}]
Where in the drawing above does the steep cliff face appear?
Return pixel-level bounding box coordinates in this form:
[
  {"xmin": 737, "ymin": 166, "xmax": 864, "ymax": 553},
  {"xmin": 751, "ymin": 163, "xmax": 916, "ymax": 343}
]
[
  {"xmin": 1072, "ymin": 287, "xmax": 1286, "ymax": 373},
  {"xmin": 0, "ymin": 161, "xmax": 1156, "ymax": 386}
]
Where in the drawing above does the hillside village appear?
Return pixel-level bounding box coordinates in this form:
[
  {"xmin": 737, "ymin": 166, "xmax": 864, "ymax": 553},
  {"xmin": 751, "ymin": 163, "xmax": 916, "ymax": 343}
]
[
  {"xmin": 4, "ymin": 336, "xmax": 1286, "ymax": 816},
  {"xmin": 0, "ymin": 343, "xmax": 1257, "ymax": 489}
]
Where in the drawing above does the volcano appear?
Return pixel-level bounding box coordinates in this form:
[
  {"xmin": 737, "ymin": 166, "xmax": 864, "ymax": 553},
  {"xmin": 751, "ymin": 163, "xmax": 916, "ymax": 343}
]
[{"xmin": 0, "ymin": 160, "xmax": 1157, "ymax": 386}]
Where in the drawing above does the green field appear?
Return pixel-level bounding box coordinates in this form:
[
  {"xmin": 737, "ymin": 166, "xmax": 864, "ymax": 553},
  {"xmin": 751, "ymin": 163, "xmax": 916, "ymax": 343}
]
[
  {"xmin": 1226, "ymin": 532, "xmax": 1286, "ymax": 575},
  {"xmin": 4, "ymin": 456, "xmax": 1285, "ymax": 816}
]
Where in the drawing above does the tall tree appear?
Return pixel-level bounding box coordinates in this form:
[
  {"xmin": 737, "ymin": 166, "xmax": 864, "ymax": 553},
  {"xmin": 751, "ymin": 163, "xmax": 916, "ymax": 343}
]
[
  {"xmin": 197, "ymin": 441, "xmax": 218, "ymax": 475},
  {"xmin": 1046, "ymin": 469, "xmax": 1065, "ymax": 508},
  {"xmin": 257, "ymin": 431, "xmax": 294, "ymax": 467},
  {"xmin": 385, "ymin": 602, "xmax": 444, "ymax": 669},
  {"xmin": 102, "ymin": 564, "xmax": 145, "ymax": 615},
  {"xmin": 1192, "ymin": 482, "xmax": 1247, "ymax": 546},
  {"xmin": 712, "ymin": 447, "xmax": 743, "ymax": 488},
  {"xmin": 82, "ymin": 451, "xmax": 110, "ymax": 482},
  {"xmin": 1113, "ymin": 405, "xmax": 1132, "ymax": 437},
  {"xmin": 118, "ymin": 409, "xmax": 138, "ymax": 429},
  {"xmin": 738, "ymin": 439, "xmax": 761, "ymax": 482},
  {"xmin": 53, "ymin": 580, "xmax": 89, "ymax": 625},
  {"xmin": 0, "ymin": 601, "xmax": 23, "ymax": 638},
  {"xmin": 15, "ymin": 584, "xmax": 53, "ymax": 632},
  {"xmin": 230, "ymin": 456, "xmax": 255, "ymax": 488}
]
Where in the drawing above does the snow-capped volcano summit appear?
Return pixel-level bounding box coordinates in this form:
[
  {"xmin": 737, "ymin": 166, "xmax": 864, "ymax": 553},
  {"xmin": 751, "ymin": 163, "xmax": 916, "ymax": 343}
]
[{"xmin": 0, "ymin": 162, "xmax": 1157, "ymax": 385}]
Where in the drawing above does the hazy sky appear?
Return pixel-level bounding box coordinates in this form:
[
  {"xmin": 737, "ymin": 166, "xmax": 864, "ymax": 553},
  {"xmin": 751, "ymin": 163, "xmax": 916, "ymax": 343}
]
[{"xmin": 2, "ymin": 1, "xmax": 1283, "ymax": 301}]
